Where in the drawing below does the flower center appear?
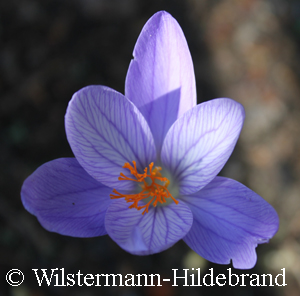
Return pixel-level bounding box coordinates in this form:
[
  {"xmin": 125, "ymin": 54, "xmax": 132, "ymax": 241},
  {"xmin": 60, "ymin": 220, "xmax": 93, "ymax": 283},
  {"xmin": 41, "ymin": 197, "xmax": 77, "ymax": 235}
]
[{"xmin": 110, "ymin": 161, "xmax": 178, "ymax": 215}]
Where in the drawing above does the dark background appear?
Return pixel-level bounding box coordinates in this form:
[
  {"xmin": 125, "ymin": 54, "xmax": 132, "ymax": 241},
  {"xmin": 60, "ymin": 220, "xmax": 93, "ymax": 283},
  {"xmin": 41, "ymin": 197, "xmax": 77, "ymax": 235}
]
[{"xmin": 1, "ymin": 0, "xmax": 300, "ymax": 295}]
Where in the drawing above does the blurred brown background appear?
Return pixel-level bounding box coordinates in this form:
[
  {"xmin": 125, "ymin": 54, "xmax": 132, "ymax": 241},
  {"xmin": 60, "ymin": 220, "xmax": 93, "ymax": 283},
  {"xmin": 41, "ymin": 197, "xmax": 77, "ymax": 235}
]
[{"xmin": 1, "ymin": 0, "xmax": 300, "ymax": 295}]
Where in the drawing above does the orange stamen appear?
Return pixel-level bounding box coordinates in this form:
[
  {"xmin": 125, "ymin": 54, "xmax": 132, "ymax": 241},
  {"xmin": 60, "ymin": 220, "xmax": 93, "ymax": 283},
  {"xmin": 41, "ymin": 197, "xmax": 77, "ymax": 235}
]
[{"xmin": 110, "ymin": 161, "xmax": 178, "ymax": 215}]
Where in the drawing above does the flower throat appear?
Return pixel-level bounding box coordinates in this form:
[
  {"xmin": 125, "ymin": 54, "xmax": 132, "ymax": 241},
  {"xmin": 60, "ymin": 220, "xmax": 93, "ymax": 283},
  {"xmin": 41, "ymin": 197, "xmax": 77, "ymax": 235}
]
[{"xmin": 110, "ymin": 161, "xmax": 178, "ymax": 215}]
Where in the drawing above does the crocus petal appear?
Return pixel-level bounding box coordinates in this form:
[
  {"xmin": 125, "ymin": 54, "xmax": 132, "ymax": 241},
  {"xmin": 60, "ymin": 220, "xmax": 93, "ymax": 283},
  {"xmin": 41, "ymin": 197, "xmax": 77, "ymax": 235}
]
[
  {"xmin": 105, "ymin": 199, "xmax": 193, "ymax": 255},
  {"xmin": 182, "ymin": 177, "xmax": 279, "ymax": 269},
  {"xmin": 65, "ymin": 85, "xmax": 156, "ymax": 190},
  {"xmin": 161, "ymin": 98, "xmax": 245, "ymax": 195},
  {"xmin": 125, "ymin": 11, "xmax": 196, "ymax": 153},
  {"xmin": 21, "ymin": 158, "xmax": 113, "ymax": 237}
]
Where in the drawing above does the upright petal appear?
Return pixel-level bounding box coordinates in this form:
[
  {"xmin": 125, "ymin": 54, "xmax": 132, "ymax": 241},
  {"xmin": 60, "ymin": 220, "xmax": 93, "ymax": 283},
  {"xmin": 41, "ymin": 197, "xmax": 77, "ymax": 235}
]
[
  {"xmin": 161, "ymin": 98, "xmax": 245, "ymax": 195},
  {"xmin": 21, "ymin": 158, "xmax": 113, "ymax": 237},
  {"xmin": 182, "ymin": 177, "xmax": 279, "ymax": 269},
  {"xmin": 65, "ymin": 85, "xmax": 156, "ymax": 190},
  {"xmin": 125, "ymin": 11, "xmax": 196, "ymax": 154},
  {"xmin": 105, "ymin": 199, "xmax": 193, "ymax": 255}
]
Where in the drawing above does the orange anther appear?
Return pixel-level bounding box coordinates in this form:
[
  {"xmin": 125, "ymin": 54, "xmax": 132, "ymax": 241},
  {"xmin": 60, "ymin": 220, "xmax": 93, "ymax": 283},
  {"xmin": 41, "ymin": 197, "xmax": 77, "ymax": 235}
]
[{"xmin": 110, "ymin": 161, "xmax": 178, "ymax": 214}]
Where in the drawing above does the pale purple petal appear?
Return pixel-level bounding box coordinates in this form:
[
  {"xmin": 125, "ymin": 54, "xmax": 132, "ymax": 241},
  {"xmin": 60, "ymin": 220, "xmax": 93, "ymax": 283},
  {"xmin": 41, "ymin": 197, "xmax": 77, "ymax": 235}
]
[
  {"xmin": 125, "ymin": 11, "xmax": 196, "ymax": 153},
  {"xmin": 105, "ymin": 199, "xmax": 193, "ymax": 255},
  {"xmin": 21, "ymin": 158, "xmax": 113, "ymax": 237},
  {"xmin": 161, "ymin": 98, "xmax": 245, "ymax": 195},
  {"xmin": 182, "ymin": 177, "xmax": 279, "ymax": 269},
  {"xmin": 65, "ymin": 85, "xmax": 156, "ymax": 190}
]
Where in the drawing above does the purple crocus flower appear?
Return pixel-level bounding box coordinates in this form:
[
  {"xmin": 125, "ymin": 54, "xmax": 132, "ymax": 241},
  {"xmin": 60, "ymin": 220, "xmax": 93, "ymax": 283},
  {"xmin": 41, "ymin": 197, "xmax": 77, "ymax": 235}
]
[{"xmin": 21, "ymin": 11, "xmax": 279, "ymax": 269}]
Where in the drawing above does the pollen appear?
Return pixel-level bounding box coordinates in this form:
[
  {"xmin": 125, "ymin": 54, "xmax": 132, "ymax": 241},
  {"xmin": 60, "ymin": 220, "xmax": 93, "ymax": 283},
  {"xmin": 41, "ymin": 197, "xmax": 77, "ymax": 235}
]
[{"xmin": 110, "ymin": 161, "xmax": 178, "ymax": 215}]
